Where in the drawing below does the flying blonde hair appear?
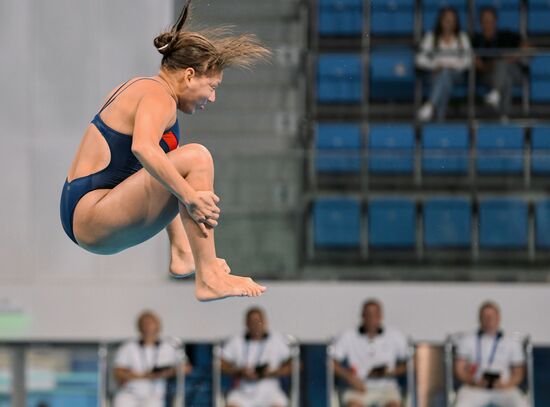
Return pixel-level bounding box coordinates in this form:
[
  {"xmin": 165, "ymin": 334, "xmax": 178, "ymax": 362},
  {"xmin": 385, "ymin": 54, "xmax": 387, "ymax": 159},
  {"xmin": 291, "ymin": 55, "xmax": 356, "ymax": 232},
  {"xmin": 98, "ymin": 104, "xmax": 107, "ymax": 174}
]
[{"xmin": 153, "ymin": 0, "xmax": 271, "ymax": 74}]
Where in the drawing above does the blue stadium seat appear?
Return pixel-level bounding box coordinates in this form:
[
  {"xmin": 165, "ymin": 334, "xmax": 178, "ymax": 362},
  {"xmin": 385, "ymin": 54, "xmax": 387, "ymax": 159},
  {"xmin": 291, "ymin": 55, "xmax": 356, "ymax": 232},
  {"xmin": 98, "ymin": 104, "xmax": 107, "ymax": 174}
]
[
  {"xmin": 314, "ymin": 197, "xmax": 361, "ymax": 248},
  {"xmin": 369, "ymin": 47, "xmax": 415, "ymax": 101},
  {"xmin": 531, "ymin": 55, "xmax": 550, "ymax": 103},
  {"xmin": 528, "ymin": 0, "xmax": 550, "ymax": 34},
  {"xmin": 475, "ymin": 0, "xmax": 521, "ymax": 32},
  {"xmin": 535, "ymin": 200, "xmax": 550, "ymax": 248},
  {"xmin": 318, "ymin": 0, "xmax": 363, "ymax": 37},
  {"xmin": 532, "ymin": 126, "xmax": 550, "ymax": 175},
  {"xmin": 476, "ymin": 124, "xmax": 524, "ymax": 174},
  {"xmin": 424, "ymin": 198, "xmax": 472, "ymax": 248},
  {"xmin": 479, "ymin": 198, "xmax": 528, "ymax": 248},
  {"xmin": 368, "ymin": 198, "xmax": 416, "ymax": 248},
  {"xmin": 370, "ymin": 0, "xmax": 415, "ymax": 36},
  {"xmin": 368, "ymin": 124, "xmax": 415, "ymax": 174},
  {"xmin": 422, "ymin": 0, "xmax": 467, "ymax": 32},
  {"xmin": 422, "ymin": 124, "xmax": 470, "ymax": 174},
  {"xmin": 315, "ymin": 123, "xmax": 362, "ymax": 173},
  {"xmin": 317, "ymin": 54, "xmax": 363, "ymax": 104}
]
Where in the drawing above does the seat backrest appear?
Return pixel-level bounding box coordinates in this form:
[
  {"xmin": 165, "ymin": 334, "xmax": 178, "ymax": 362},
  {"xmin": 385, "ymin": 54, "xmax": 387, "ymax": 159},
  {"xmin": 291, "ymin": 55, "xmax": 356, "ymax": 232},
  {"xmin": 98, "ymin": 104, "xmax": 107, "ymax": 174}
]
[
  {"xmin": 316, "ymin": 123, "xmax": 362, "ymax": 150},
  {"xmin": 314, "ymin": 197, "xmax": 361, "ymax": 248},
  {"xmin": 370, "ymin": 48, "xmax": 415, "ymax": 81},
  {"xmin": 318, "ymin": 0, "xmax": 363, "ymax": 36},
  {"xmin": 478, "ymin": 198, "xmax": 528, "ymax": 248},
  {"xmin": 424, "ymin": 198, "xmax": 472, "ymax": 248},
  {"xmin": 368, "ymin": 198, "xmax": 416, "ymax": 248}
]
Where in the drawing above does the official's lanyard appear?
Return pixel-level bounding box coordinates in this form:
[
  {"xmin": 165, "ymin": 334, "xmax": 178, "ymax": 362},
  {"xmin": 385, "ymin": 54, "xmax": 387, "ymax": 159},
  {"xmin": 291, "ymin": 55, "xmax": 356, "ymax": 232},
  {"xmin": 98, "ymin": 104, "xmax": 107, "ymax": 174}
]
[
  {"xmin": 139, "ymin": 342, "xmax": 160, "ymax": 372},
  {"xmin": 476, "ymin": 333, "xmax": 501, "ymax": 367},
  {"xmin": 243, "ymin": 338, "xmax": 267, "ymax": 367}
]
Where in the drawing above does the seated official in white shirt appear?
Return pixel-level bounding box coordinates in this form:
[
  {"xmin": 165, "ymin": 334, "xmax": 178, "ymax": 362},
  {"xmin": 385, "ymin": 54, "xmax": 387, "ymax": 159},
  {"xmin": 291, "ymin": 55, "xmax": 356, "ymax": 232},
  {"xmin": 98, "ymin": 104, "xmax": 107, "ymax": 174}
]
[
  {"xmin": 221, "ymin": 307, "xmax": 292, "ymax": 407},
  {"xmin": 454, "ymin": 301, "xmax": 528, "ymax": 407},
  {"xmin": 332, "ymin": 299, "xmax": 408, "ymax": 407},
  {"xmin": 113, "ymin": 310, "xmax": 191, "ymax": 407}
]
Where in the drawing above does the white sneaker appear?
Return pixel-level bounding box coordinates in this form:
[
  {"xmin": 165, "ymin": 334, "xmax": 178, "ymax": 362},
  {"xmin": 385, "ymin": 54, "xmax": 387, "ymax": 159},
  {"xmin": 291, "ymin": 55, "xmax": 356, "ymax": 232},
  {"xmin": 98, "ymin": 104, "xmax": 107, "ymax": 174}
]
[
  {"xmin": 485, "ymin": 89, "xmax": 500, "ymax": 108},
  {"xmin": 417, "ymin": 102, "xmax": 433, "ymax": 122}
]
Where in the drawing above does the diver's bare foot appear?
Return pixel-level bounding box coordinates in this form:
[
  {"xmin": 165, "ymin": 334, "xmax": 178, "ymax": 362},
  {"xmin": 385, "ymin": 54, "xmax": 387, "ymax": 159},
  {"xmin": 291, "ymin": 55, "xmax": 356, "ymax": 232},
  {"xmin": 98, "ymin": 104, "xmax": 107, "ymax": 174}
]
[
  {"xmin": 169, "ymin": 248, "xmax": 195, "ymax": 278},
  {"xmin": 195, "ymin": 263, "xmax": 266, "ymax": 301},
  {"xmin": 170, "ymin": 250, "xmax": 231, "ymax": 279}
]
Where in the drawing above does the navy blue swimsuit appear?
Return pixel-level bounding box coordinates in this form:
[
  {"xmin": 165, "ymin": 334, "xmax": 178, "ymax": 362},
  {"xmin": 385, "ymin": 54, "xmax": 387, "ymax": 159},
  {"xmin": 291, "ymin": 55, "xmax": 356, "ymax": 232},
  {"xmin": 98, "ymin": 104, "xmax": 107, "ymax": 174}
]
[{"xmin": 60, "ymin": 78, "xmax": 181, "ymax": 245}]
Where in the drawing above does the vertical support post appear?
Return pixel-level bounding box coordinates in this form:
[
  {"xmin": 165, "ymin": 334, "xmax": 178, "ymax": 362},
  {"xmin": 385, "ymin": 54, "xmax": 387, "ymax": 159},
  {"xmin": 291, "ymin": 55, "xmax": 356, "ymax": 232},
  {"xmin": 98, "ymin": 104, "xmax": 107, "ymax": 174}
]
[
  {"xmin": 98, "ymin": 343, "xmax": 109, "ymax": 407},
  {"xmin": 326, "ymin": 344, "xmax": 335, "ymax": 407},
  {"xmin": 407, "ymin": 339, "xmax": 416, "ymax": 407},
  {"xmin": 212, "ymin": 343, "xmax": 223, "ymax": 407},
  {"xmin": 173, "ymin": 340, "xmax": 186, "ymax": 407},
  {"xmin": 444, "ymin": 336, "xmax": 455, "ymax": 407},
  {"xmin": 10, "ymin": 344, "xmax": 25, "ymax": 407},
  {"xmin": 288, "ymin": 335, "xmax": 300, "ymax": 407}
]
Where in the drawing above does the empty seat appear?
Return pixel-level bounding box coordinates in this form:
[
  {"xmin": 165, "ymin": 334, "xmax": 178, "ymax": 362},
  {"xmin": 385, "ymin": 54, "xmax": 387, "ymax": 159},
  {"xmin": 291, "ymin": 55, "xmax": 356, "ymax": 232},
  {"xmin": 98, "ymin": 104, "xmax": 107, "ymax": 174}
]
[
  {"xmin": 422, "ymin": 0, "xmax": 467, "ymax": 32},
  {"xmin": 370, "ymin": 0, "xmax": 415, "ymax": 36},
  {"xmin": 318, "ymin": 0, "xmax": 363, "ymax": 37},
  {"xmin": 535, "ymin": 200, "xmax": 550, "ymax": 248},
  {"xmin": 530, "ymin": 55, "xmax": 550, "ymax": 103},
  {"xmin": 315, "ymin": 123, "xmax": 362, "ymax": 174},
  {"xmin": 314, "ymin": 197, "xmax": 361, "ymax": 248},
  {"xmin": 424, "ymin": 198, "xmax": 472, "ymax": 248},
  {"xmin": 479, "ymin": 198, "xmax": 528, "ymax": 248},
  {"xmin": 422, "ymin": 124, "xmax": 470, "ymax": 174},
  {"xmin": 317, "ymin": 54, "xmax": 363, "ymax": 104},
  {"xmin": 368, "ymin": 198, "xmax": 416, "ymax": 248},
  {"xmin": 368, "ymin": 124, "xmax": 415, "ymax": 174},
  {"xmin": 476, "ymin": 124, "xmax": 524, "ymax": 174},
  {"xmin": 475, "ymin": 0, "xmax": 521, "ymax": 32},
  {"xmin": 528, "ymin": 0, "xmax": 550, "ymax": 34},
  {"xmin": 531, "ymin": 126, "xmax": 550, "ymax": 175},
  {"xmin": 369, "ymin": 47, "xmax": 415, "ymax": 101}
]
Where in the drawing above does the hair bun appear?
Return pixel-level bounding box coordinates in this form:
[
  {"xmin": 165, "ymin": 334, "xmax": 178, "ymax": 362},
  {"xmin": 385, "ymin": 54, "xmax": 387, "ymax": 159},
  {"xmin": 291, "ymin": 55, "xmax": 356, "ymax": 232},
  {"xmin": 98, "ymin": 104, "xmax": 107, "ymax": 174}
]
[{"xmin": 154, "ymin": 32, "xmax": 176, "ymax": 55}]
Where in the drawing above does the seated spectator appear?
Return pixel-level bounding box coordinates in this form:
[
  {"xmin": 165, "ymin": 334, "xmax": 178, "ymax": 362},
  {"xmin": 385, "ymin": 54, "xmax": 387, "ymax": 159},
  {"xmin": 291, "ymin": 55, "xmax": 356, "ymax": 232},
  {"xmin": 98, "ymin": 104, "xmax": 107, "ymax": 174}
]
[
  {"xmin": 113, "ymin": 310, "xmax": 191, "ymax": 407},
  {"xmin": 332, "ymin": 299, "xmax": 408, "ymax": 407},
  {"xmin": 473, "ymin": 7, "xmax": 528, "ymax": 120},
  {"xmin": 221, "ymin": 306, "xmax": 292, "ymax": 407},
  {"xmin": 454, "ymin": 301, "xmax": 528, "ymax": 407},
  {"xmin": 417, "ymin": 7, "xmax": 472, "ymax": 122}
]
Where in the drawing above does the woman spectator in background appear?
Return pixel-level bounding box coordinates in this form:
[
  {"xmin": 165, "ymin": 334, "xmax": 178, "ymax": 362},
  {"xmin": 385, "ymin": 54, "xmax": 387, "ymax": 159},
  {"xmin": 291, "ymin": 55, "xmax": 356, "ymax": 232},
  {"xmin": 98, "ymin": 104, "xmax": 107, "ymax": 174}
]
[{"xmin": 417, "ymin": 7, "xmax": 472, "ymax": 122}]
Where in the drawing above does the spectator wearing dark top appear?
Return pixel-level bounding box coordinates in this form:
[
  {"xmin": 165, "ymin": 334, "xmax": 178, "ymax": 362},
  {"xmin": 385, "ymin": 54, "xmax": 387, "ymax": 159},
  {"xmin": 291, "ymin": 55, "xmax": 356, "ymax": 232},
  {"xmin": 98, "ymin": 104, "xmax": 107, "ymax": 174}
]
[{"xmin": 472, "ymin": 7, "xmax": 528, "ymax": 119}]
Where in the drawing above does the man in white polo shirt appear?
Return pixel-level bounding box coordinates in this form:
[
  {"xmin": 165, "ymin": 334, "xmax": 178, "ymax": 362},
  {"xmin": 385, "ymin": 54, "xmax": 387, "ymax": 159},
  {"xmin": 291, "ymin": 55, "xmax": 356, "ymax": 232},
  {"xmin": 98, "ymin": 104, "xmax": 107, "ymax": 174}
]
[
  {"xmin": 332, "ymin": 299, "xmax": 408, "ymax": 407},
  {"xmin": 113, "ymin": 310, "xmax": 190, "ymax": 407},
  {"xmin": 221, "ymin": 306, "xmax": 292, "ymax": 407},
  {"xmin": 454, "ymin": 301, "xmax": 528, "ymax": 407}
]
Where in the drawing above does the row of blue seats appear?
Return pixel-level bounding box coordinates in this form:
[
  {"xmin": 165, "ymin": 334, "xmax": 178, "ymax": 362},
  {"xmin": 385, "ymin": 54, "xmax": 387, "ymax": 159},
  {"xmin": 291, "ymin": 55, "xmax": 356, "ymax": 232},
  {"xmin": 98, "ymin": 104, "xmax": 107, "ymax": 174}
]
[
  {"xmin": 318, "ymin": 0, "xmax": 550, "ymax": 36},
  {"xmin": 314, "ymin": 196, "xmax": 550, "ymax": 249},
  {"xmin": 316, "ymin": 123, "xmax": 550, "ymax": 175},
  {"xmin": 317, "ymin": 52, "xmax": 550, "ymax": 103}
]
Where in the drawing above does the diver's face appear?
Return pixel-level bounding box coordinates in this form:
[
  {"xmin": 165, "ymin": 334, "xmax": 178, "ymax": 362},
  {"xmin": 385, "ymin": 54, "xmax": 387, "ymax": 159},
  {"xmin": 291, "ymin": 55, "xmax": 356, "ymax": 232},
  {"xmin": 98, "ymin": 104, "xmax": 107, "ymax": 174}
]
[{"xmin": 179, "ymin": 69, "xmax": 222, "ymax": 114}]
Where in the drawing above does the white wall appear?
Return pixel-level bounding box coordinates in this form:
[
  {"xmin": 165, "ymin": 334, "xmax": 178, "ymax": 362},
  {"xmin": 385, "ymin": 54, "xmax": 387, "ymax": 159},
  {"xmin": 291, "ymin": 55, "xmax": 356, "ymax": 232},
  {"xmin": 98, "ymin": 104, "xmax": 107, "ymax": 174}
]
[
  {"xmin": 0, "ymin": 0, "xmax": 174, "ymax": 283},
  {"xmin": 0, "ymin": 282, "xmax": 548, "ymax": 345}
]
